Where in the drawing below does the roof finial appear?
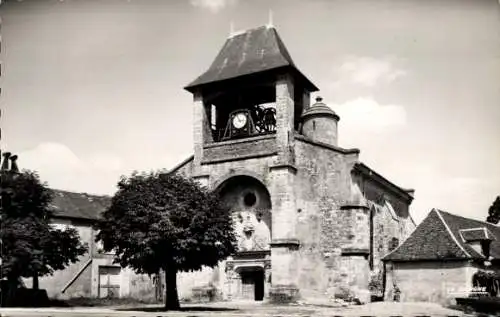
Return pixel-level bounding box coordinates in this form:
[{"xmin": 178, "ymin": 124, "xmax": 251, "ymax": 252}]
[{"xmin": 267, "ymin": 9, "xmax": 274, "ymax": 28}]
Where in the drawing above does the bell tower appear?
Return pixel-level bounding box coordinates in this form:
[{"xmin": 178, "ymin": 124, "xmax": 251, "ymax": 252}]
[
  {"xmin": 184, "ymin": 25, "xmax": 318, "ymax": 302},
  {"xmin": 185, "ymin": 25, "xmax": 318, "ymax": 168}
]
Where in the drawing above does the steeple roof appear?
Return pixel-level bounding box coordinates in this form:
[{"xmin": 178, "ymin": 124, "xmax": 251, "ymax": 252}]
[{"xmin": 185, "ymin": 25, "xmax": 318, "ymax": 92}]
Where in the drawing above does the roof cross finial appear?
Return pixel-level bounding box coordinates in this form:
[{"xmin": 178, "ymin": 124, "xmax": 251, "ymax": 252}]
[{"xmin": 267, "ymin": 9, "xmax": 274, "ymax": 28}]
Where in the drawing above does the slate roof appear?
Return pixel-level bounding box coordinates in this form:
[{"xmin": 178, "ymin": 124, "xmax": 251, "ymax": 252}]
[
  {"xmin": 459, "ymin": 228, "xmax": 491, "ymax": 242},
  {"xmin": 185, "ymin": 25, "xmax": 318, "ymax": 92},
  {"xmin": 384, "ymin": 209, "xmax": 500, "ymax": 262},
  {"xmin": 50, "ymin": 189, "xmax": 111, "ymax": 221}
]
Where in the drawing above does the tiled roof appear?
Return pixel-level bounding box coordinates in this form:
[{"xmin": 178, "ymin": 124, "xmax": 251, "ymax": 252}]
[
  {"xmin": 50, "ymin": 189, "xmax": 111, "ymax": 221},
  {"xmin": 185, "ymin": 25, "xmax": 318, "ymax": 92},
  {"xmin": 459, "ymin": 228, "xmax": 490, "ymax": 242},
  {"xmin": 439, "ymin": 210, "xmax": 500, "ymax": 258},
  {"xmin": 384, "ymin": 209, "xmax": 500, "ymax": 261}
]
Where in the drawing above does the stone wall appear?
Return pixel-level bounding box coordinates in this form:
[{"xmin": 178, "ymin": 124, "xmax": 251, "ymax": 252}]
[
  {"xmin": 301, "ymin": 117, "xmax": 338, "ymax": 147},
  {"xmin": 293, "ymin": 138, "xmax": 362, "ymax": 299},
  {"xmin": 128, "ymin": 270, "xmax": 158, "ymax": 300},
  {"xmin": 172, "ymin": 157, "xmax": 194, "ymax": 178},
  {"xmin": 173, "ymin": 153, "xmax": 278, "ymax": 300},
  {"xmin": 203, "ymin": 156, "xmax": 277, "ymax": 191},
  {"xmin": 385, "ymin": 261, "xmax": 470, "ymax": 304},
  {"xmin": 354, "ymin": 175, "xmax": 415, "ymax": 294},
  {"xmin": 171, "ymin": 132, "xmax": 414, "ymax": 304},
  {"xmin": 203, "ymin": 135, "xmax": 277, "ymax": 164}
]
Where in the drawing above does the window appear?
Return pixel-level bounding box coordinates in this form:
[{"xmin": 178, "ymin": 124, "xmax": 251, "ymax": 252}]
[{"xmin": 244, "ymin": 192, "xmax": 257, "ymax": 207}]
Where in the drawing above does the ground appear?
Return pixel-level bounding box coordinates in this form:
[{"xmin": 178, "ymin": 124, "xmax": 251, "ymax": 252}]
[{"xmin": 0, "ymin": 301, "xmax": 484, "ymax": 317}]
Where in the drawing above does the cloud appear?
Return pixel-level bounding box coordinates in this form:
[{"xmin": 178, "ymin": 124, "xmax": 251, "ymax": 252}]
[
  {"xmin": 329, "ymin": 97, "xmax": 407, "ymax": 132},
  {"xmin": 17, "ymin": 142, "xmax": 124, "ymax": 195},
  {"xmin": 408, "ymin": 173, "xmax": 498, "ymax": 225},
  {"xmin": 189, "ymin": 0, "xmax": 237, "ymax": 13},
  {"xmin": 332, "ymin": 56, "xmax": 406, "ymax": 88}
]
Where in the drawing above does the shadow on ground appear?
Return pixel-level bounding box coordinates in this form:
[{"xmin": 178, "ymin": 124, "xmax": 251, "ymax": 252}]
[{"xmin": 117, "ymin": 306, "xmax": 239, "ymax": 312}]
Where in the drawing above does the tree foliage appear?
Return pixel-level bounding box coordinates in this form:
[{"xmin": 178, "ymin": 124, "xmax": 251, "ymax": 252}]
[
  {"xmin": 486, "ymin": 196, "xmax": 500, "ymax": 224},
  {"xmin": 1, "ymin": 170, "xmax": 87, "ymax": 284},
  {"xmin": 95, "ymin": 172, "xmax": 236, "ymax": 310}
]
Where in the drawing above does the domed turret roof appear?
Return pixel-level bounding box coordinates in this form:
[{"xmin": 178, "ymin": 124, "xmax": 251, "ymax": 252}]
[{"xmin": 301, "ymin": 97, "xmax": 339, "ymax": 121}]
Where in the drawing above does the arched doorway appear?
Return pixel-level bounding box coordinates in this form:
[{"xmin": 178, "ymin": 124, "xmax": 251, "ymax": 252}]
[
  {"xmin": 216, "ymin": 175, "xmax": 272, "ymax": 252},
  {"xmin": 215, "ymin": 175, "xmax": 272, "ymax": 300}
]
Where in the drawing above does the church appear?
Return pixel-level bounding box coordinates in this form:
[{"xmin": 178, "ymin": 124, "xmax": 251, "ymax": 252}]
[{"xmin": 170, "ymin": 25, "xmax": 416, "ymax": 303}]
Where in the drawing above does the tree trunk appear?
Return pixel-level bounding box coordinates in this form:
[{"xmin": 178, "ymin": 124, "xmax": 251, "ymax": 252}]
[
  {"xmin": 164, "ymin": 267, "xmax": 180, "ymax": 310},
  {"xmin": 32, "ymin": 273, "xmax": 39, "ymax": 290},
  {"xmin": 5, "ymin": 275, "xmax": 19, "ymax": 307}
]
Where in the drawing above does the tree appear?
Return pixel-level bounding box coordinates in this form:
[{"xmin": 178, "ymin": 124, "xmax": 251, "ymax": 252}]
[
  {"xmin": 1, "ymin": 155, "xmax": 87, "ymax": 293},
  {"xmin": 95, "ymin": 172, "xmax": 236, "ymax": 310},
  {"xmin": 486, "ymin": 196, "xmax": 500, "ymax": 224}
]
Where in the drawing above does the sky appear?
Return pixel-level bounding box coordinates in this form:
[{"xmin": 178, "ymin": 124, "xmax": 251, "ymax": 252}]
[{"xmin": 1, "ymin": 0, "xmax": 500, "ymax": 224}]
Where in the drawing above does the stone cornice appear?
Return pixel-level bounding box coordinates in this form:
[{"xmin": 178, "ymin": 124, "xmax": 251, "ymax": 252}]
[
  {"xmin": 340, "ymin": 204, "xmax": 370, "ymax": 211},
  {"xmin": 201, "ymin": 152, "xmax": 277, "ymax": 165},
  {"xmin": 203, "ymin": 134, "xmax": 276, "ymax": 148},
  {"xmin": 193, "ymin": 174, "xmax": 210, "ymax": 180},
  {"xmin": 301, "ymin": 110, "xmax": 340, "ymax": 122},
  {"xmin": 294, "ymin": 134, "xmax": 360, "ymax": 155},
  {"xmin": 270, "ymin": 239, "xmax": 300, "ymax": 249},
  {"xmin": 269, "ymin": 163, "xmax": 297, "ymax": 174},
  {"xmin": 341, "ymin": 248, "xmax": 370, "ymax": 256}
]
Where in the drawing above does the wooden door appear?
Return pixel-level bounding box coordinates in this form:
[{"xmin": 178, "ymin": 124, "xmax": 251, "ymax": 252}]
[
  {"xmin": 98, "ymin": 266, "xmax": 121, "ymax": 298},
  {"xmin": 241, "ymin": 272, "xmax": 255, "ymax": 300}
]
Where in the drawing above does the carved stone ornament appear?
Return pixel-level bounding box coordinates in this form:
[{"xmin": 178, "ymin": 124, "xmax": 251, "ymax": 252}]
[
  {"xmin": 233, "ymin": 211, "xmax": 271, "ymax": 252},
  {"xmin": 225, "ymin": 262, "xmax": 235, "ymax": 273},
  {"xmin": 264, "ymin": 260, "xmax": 272, "ymax": 270}
]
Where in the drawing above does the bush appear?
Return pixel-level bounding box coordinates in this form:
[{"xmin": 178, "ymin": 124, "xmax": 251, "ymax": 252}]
[
  {"xmin": 472, "ymin": 270, "xmax": 500, "ymax": 297},
  {"xmin": 0, "ymin": 287, "xmax": 49, "ymax": 307},
  {"xmin": 333, "ymin": 285, "xmax": 356, "ymax": 302}
]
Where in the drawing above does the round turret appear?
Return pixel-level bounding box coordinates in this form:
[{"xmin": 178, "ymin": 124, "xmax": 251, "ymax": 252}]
[{"xmin": 300, "ymin": 96, "xmax": 340, "ymax": 146}]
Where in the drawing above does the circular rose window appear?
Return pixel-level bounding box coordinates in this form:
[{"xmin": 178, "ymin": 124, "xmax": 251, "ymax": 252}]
[{"xmin": 243, "ymin": 192, "xmax": 257, "ymax": 207}]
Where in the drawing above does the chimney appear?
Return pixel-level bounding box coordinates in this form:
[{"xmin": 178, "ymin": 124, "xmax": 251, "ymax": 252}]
[
  {"xmin": 9, "ymin": 155, "xmax": 19, "ymax": 173},
  {"xmin": 1, "ymin": 152, "xmax": 11, "ymax": 171}
]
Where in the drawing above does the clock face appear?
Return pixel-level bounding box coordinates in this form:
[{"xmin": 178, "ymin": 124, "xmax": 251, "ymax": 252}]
[{"xmin": 232, "ymin": 113, "xmax": 247, "ymax": 129}]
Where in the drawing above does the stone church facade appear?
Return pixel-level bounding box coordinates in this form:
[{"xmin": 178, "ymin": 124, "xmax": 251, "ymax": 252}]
[{"xmin": 170, "ymin": 25, "xmax": 416, "ymax": 303}]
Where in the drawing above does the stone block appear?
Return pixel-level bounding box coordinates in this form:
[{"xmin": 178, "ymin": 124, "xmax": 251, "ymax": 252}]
[{"xmin": 269, "ymin": 284, "xmax": 300, "ymax": 303}]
